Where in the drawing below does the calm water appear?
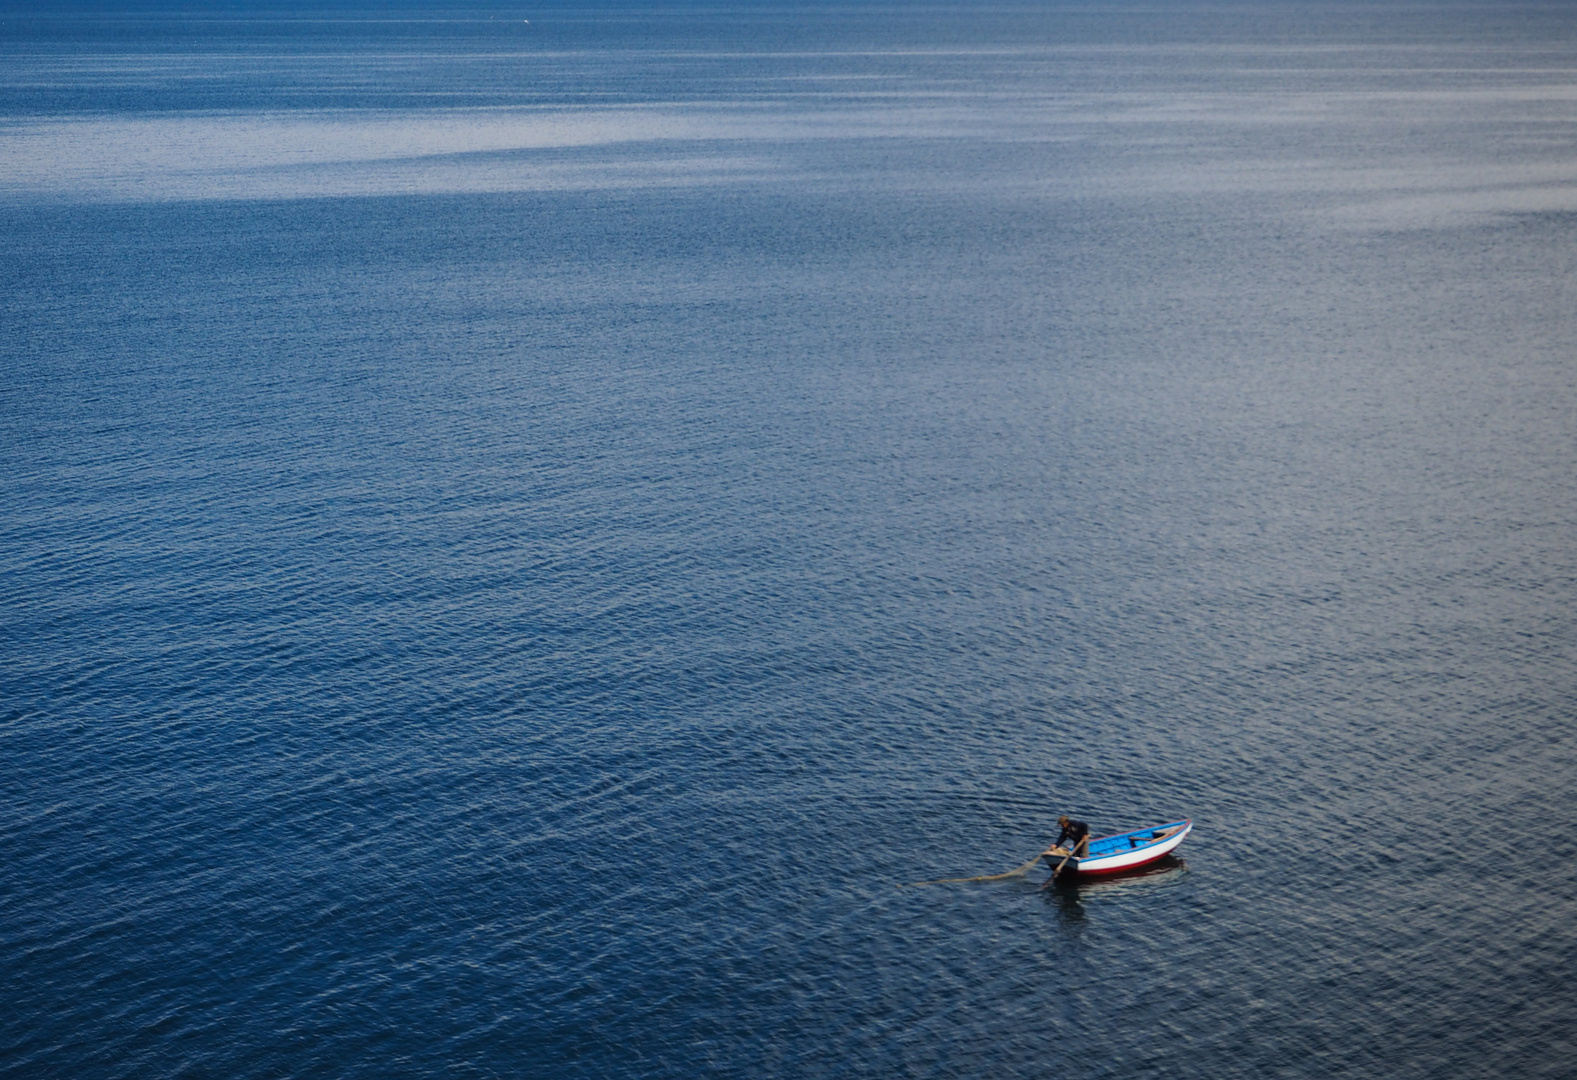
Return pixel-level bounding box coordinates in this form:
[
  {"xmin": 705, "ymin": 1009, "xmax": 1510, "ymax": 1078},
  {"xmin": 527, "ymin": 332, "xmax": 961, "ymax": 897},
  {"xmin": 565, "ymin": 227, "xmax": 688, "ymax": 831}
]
[{"xmin": 3, "ymin": 3, "xmax": 1575, "ymax": 1077}]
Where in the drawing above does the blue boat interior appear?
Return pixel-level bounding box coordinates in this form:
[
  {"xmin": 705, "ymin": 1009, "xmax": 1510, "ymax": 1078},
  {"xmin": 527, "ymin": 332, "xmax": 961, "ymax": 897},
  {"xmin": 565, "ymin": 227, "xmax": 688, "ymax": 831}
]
[{"xmin": 1082, "ymin": 820, "xmax": 1189, "ymax": 859}]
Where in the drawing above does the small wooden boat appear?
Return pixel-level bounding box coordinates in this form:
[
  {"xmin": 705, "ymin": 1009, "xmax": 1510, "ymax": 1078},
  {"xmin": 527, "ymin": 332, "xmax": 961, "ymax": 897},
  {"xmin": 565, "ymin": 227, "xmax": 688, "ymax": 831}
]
[{"xmin": 1045, "ymin": 819, "xmax": 1192, "ymax": 879}]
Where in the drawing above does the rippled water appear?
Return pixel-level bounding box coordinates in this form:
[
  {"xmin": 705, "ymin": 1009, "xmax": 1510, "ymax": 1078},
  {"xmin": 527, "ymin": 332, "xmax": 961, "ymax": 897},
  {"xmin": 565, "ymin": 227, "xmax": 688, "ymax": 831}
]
[{"xmin": 3, "ymin": 4, "xmax": 1575, "ymax": 1077}]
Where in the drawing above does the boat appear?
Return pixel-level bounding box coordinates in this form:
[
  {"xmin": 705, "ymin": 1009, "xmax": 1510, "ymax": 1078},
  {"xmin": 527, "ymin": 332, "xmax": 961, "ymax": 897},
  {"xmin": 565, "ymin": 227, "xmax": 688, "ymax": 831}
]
[{"xmin": 1044, "ymin": 819, "xmax": 1192, "ymax": 879}]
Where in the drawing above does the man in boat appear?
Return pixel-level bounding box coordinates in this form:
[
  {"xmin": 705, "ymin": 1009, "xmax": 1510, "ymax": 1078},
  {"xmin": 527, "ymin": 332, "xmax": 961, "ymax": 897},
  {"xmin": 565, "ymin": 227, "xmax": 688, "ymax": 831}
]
[{"xmin": 1044, "ymin": 815, "xmax": 1090, "ymax": 862}]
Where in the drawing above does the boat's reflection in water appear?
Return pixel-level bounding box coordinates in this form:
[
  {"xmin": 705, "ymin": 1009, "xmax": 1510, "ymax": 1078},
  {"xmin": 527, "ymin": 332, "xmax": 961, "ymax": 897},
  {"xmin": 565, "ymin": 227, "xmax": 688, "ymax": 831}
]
[{"xmin": 1041, "ymin": 856, "xmax": 1188, "ymax": 928}]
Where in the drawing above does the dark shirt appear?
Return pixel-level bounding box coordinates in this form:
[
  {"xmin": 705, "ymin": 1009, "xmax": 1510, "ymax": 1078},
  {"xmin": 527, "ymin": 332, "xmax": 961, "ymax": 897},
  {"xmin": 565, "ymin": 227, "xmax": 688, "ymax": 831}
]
[{"xmin": 1055, "ymin": 820, "xmax": 1089, "ymax": 849}]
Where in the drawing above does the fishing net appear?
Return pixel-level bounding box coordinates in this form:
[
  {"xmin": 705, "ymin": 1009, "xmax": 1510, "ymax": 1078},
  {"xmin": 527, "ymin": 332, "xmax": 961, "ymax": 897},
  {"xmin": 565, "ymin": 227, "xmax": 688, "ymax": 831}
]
[{"xmin": 900, "ymin": 849, "xmax": 1048, "ymax": 887}]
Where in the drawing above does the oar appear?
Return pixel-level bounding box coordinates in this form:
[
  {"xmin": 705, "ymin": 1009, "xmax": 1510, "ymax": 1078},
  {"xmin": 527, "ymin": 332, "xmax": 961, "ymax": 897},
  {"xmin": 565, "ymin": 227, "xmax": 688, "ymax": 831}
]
[{"xmin": 1041, "ymin": 844, "xmax": 1079, "ymax": 888}]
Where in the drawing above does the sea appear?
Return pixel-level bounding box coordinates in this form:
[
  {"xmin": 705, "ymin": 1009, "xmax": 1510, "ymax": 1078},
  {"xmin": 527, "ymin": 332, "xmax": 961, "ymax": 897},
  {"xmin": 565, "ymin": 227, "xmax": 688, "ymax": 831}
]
[{"xmin": 2, "ymin": 2, "xmax": 1574, "ymax": 1077}]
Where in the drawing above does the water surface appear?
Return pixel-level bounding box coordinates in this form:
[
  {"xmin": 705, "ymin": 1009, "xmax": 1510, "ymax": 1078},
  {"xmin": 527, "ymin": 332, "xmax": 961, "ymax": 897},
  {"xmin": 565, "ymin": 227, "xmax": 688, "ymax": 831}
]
[{"xmin": 2, "ymin": 4, "xmax": 1575, "ymax": 1077}]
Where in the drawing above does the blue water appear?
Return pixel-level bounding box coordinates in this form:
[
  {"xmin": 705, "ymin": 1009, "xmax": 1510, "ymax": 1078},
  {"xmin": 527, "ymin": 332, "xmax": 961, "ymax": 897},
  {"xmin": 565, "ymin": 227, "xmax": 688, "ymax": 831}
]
[{"xmin": 3, "ymin": 3, "xmax": 1576, "ymax": 1077}]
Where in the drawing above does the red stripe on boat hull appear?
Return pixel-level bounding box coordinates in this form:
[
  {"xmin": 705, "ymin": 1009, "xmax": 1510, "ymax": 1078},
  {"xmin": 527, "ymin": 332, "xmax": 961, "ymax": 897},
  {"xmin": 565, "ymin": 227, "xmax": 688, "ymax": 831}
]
[{"xmin": 1062, "ymin": 849, "xmax": 1174, "ymax": 877}]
